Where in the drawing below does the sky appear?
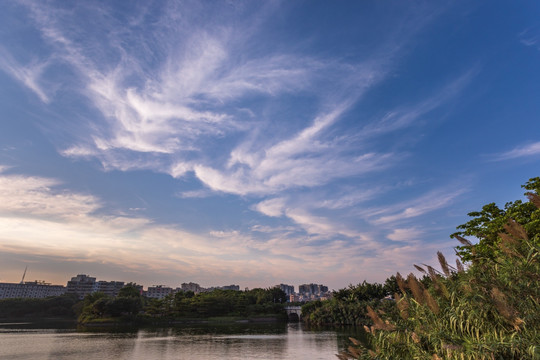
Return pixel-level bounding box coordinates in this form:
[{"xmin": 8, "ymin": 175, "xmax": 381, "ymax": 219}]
[{"xmin": 0, "ymin": 1, "xmax": 539, "ymax": 291}]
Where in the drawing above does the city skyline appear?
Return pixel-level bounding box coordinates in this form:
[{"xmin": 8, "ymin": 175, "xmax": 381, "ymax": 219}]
[
  {"xmin": 0, "ymin": 271, "xmax": 331, "ymax": 300},
  {"xmin": 0, "ymin": 1, "xmax": 539, "ymax": 290}
]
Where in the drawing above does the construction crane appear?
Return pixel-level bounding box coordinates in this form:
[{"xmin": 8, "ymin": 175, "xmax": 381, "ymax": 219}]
[{"xmin": 20, "ymin": 266, "xmax": 27, "ymax": 284}]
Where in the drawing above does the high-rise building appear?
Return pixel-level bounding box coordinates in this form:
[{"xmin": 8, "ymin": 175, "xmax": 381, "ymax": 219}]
[
  {"xmin": 298, "ymin": 283, "xmax": 329, "ymax": 297},
  {"xmin": 66, "ymin": 274, "xmax": 96, "ymax": 299},
  {"xmin": 275, "ymin": 284, "xmax": 295, "ymax": 296}
]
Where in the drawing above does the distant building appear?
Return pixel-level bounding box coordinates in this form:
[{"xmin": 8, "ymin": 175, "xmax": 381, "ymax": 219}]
[
  {"xmin": 298, "ymin": 283, "xmax": 329, "ymax": 297},
  {"xmin": 146, "ymin": 285, "xmax": 174, "ymax": 299},
  {"xmin": 93, "ymin": 280, "xmax": 125, "ymax": 297},
  {"xmin": 0, "ymin": 281, "xmax": 66, "ymax": 299},
  {"xmin": 181, "ymin": 282, "xmax": 202, "ymax": 293},
  {"xmin": 67, "ymin": 274, "xmax": 96, "ymax": 299},
  {"xmin": 275, "ymin": 284, "xmax": 295, "ymax": 296},
  {"xmin": 132, "ymin": 284, "xmax": 144, "ymax": 295},
  {"xmin": 206, "ymin": 285, "xmax": 240, "ymax": 292},
  {"xmin": 207, "ymin": 284, "xmax": 240, "ymax": 291}
]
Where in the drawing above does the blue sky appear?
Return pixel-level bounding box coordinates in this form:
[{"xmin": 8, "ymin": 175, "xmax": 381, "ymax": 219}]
[{"xmin": 0, "ymin": 1, "xmax": 539, "ymax": 290}]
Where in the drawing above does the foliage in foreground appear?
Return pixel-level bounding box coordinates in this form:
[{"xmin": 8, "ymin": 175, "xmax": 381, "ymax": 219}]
[
  {"xmin": 339, "ymin": 178, "xmax": 540, "ymax": 360},
  {"xmin": 302, "ymin": 279, "xmax": 399, "ymax": 326}
]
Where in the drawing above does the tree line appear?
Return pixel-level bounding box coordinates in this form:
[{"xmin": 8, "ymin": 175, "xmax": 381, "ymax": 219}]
[
  {"xmin": 0, "ymin": 281, "xmax": 289, "ymax": 324},
  {"xmin": 0, "ymin": 294, "xmax": 80, "ymax": 318},
  {"xmin": 78, "ymin": 286, "xmax": 288, "ymax": 323}
]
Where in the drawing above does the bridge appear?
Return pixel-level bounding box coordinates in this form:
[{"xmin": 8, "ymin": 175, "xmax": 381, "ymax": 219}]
[{"xmin": 284, "ymin": 306, "xmax": 302, "ymax": 322}]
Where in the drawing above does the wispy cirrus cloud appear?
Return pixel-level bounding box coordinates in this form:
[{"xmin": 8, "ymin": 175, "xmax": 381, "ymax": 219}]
[
  {"xmin": 255, "ymin": 197, "xmax": 287, "ymax": 217},
  {"xmin": 519, "ymin": 26, "xmax": 540, "ymax": 50},
  {"xmin": 253, "ymin": 195, "xmax": 375, "ymax": 246},
  {"xmin": 492, "ymin": 141, "xmax": 540, "ymax": 161},
  {"xmin": 284, "ymin": 207, "xmax": 371, "ymax": 241},
  {"xmin": 360, "ymin": 68, "xmax": 477, "ymax": 138},
  {"xmin": 369, "ymin": 186, "xmax": 467, "ymax": 225},
  {"xmin": 194, "ymin": 104, "xmax": 395, "ymax": 195},
  {"xmin": 387, "ymin": 227, "xmax": 424, "ymax": 242},
  {"xmin": 0, "ymin": 170, "xmax": 99, "ymax": 219},
  {"xmin": 194, "ymin": 67, "xmax": 476, "ymax": 197},
  {"xmin": 0, "ymin": 47, "xmax": 51, "ymax": 103},
  {"xmin": 13, "ymin": 0, "xmax": 438, "ymax": 198}
]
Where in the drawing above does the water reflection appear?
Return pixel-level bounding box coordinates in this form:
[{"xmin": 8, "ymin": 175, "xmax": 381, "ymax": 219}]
[{"xmin": 0, "ymin": 321, "xmax": 364, "ymax": 360}]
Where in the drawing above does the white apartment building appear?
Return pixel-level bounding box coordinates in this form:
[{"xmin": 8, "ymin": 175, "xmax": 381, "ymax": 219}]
[
  {"xmin": 93, "ymin": 280, "xmax": 125, "ymax": 297},
  {"xmin": 181, "ymin": 282, "xmax": 202, "ymax": 293},
  {"xmin": 146, "ymin": 285, "xmax": 174, "ymax": 299},
  {"xmin": 66, "ymin": 274, "xmax": 96, "ymax": 299},
  {"xmin": 0, "ymin": 281, "xmax": 66, "ymax": 299}
]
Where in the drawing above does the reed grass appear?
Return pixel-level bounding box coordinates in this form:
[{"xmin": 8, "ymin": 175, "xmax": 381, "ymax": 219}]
[{"xmin": 339, "ymin": 186, "xmax": 540, "ymax": 360}]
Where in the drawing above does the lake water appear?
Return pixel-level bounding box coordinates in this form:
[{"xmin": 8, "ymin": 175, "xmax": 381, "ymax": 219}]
[{"xmin": 0, "ymin": 321, "xmax": 363, "ymax": 359}]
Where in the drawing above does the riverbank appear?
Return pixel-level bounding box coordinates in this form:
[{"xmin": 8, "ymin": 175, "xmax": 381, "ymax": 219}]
[{"xmin": 79, "ymin": 313, "xmax": 287, "ymax": 327}]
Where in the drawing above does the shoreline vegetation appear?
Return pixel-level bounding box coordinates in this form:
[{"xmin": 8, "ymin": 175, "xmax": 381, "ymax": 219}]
[
  {"xmin": 0, "ymin": 286, "xmax": 290, "ymax": 327},
  {"xmin": 337, "ymin": 177, "xmax": 540, "ymax": 359},
  {"xmin": 1, "ymin": 177, "xmax": 538, "ymax": 359}
]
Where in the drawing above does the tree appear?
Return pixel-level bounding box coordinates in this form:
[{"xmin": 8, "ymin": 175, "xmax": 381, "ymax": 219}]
[
  {"xmin": 269, "ymin": 287, "xmax": 288, "ymax": 304},
  {"xmin": 333, "ymin": 281, "xmax": 387, "ymax": 303},
  {"xmin": 106, "ymin": 296, "xmax": 142, "ymax": 316},
  {"xmin": 383, "ymin": 276, "xmax": 400, "ymax": 296},
  {"xmin": 118, "ymin": 283, "xmax": 142, "ymax": 298},
  {"xmin": 452, "ymin": 177, "xmax": 540, "ymax": 262}
]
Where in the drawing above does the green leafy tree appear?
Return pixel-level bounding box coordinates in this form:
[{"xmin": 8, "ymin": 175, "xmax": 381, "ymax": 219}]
[
  {"xmin": 452, "ymin": 177, "xmax": 540, "ymax": 262},
  {"xmin": 118, "ymin": 283, "xmax": 142, "ymax": 298},
  {"xmin": 383, "ymin": 276, "xmax": 400, "ymax": 296},
  {"xmin": 304, "ymin": 280, "xmax": 396, "ymax": 326},
  {"xmin": 0, "ymin": 294, "xmax": 80, "ymax": 318},
  {"xmin": 106, "ymin": 296, "xmax": 142, "ymax": 316}
]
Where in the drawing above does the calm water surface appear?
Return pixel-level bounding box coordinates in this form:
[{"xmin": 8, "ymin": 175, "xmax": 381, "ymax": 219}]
[{"xmin": 0, "ymin": 321, "xmax": 363, "ymax": 359}]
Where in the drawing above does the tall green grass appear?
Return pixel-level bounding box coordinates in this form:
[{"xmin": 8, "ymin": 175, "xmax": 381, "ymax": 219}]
[{"xmin": 339, "ymin": 191, "xmax": 540, "ymax": 359}]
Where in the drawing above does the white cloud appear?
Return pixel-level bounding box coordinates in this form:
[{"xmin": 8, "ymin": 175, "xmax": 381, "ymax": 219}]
[
  {"xmin": 61, "ymin": 146, "xmax": 97, "ymax": 158},
  {"xmin": 361, "ymin": 69, "xmax": 477, "ymax": 138},
  {"xmin": 255, "ymin": 197, "xmax": 287, "ymax": 217},
  {"xmin": 370, "ymin": 186, "xmax": 467, "ymax": 225},
  {"xmin": 307, "ymin": 187, "xmax": 385, "ymax": 210},
  {"xmin": 358, "ymin": 240, "xmax": 457, "ymax": 281},
  {"xmin": 0, "ymin": 47, "xmax": 51, "ymax": 103},
  {"xmin": 519, "ymin": 27, "xmax": 540, "ymax": 50},
  {"xmin": 193, "ymin": 103, "xmax": 395, "ymax": 195},
  {"xmin": 387, "ymin": 228, "xmax": 423, "ymax": 242},
  {"xmin": 284, "ymin": 209, "xmax": 335, "ymax": 236},
  {"xmin": 493, "ymin": 142, "xmax": 540, "ymax": 161},
  {"xmin": 170, "ymin": 162, "xmax": 194, "ymax": 179},
  {"xmin": 176, "ymin": 189, "xmax": 213, "ymax": 199},
  {"xmin": 250, "ymin": 225, "xmax": 297, "ymax": 233},
  {"xmin": 0, "ymin": 174, "xmax": 99, "ymax": 220}
]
